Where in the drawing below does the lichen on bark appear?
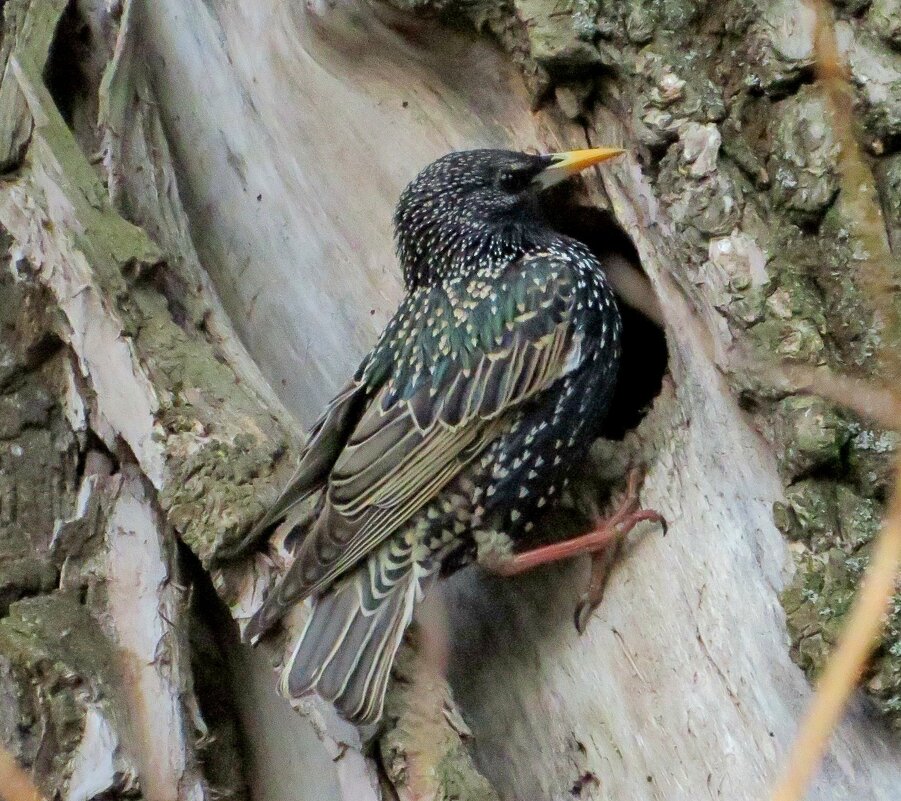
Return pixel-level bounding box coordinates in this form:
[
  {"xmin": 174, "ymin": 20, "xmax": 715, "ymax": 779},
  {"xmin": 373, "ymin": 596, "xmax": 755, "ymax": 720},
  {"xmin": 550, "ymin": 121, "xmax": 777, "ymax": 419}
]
[
  {"xmin": 380, "ymin": 634, "xmax": 502, "ymax": 801},
  {"xmin": 0, "ymin": 593, "xmax": 137, "ymax": 797},
  {"xmin": 0, "ymin": 256, "xmax": 135, "ymax": 798},
  {"xmin": 0, "ymin": 237, "xmax": 252, "ymax": 799},
  {"xmin": 0, "ymin": 0, "xmax": 300, "ymax": 569},
  {"xmin": 0, "ymin": 2, "xmax": 272, "ymax": 796},
  {"xmin": 0, "ymin": 268, "xmax": 75, "ymax": 607}
]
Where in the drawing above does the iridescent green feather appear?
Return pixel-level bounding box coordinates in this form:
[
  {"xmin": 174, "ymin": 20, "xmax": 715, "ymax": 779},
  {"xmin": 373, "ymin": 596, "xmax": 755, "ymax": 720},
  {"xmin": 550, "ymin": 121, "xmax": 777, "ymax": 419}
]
[{"xmin": 247, "ymin": 252, "xmax": 584, "ymax": 622}]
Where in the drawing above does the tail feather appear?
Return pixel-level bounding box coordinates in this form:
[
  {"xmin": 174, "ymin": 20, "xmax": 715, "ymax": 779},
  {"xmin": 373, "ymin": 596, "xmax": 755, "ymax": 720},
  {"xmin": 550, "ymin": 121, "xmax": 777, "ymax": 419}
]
[
  {"xmin": 297, "ymin": 590, "xmax": 360, "ymax": 687},
  {"xmin": 280, "ymin": 560, "xmax": 434, "ymax": 723}
]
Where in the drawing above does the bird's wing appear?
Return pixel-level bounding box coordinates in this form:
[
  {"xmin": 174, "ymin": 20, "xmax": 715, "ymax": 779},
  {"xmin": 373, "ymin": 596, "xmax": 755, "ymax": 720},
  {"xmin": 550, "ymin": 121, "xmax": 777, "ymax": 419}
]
[
  {"xmin": 242, "ymin": 377, "xmax": 371, "ymax": 547},
  {"xmin": 253, "ymin": 250, "xmax": 585, "ymax": 618}
]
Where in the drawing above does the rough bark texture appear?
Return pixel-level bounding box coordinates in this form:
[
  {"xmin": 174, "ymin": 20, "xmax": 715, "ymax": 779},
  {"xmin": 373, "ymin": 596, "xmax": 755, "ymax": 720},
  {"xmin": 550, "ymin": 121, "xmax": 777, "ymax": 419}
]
[{"xmin": 0, "ymin": 0, "xmax": 899, "ymax": 800}]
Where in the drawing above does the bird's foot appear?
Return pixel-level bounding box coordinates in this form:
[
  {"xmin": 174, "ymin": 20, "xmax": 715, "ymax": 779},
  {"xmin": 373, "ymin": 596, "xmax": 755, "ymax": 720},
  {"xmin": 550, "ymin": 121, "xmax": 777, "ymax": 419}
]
[
  {"xmin": 574, "ymin": 467, "xmax": 665, "ymax": 633},
  {"xmin": 483, "ymin": 468, "xmax": 665, "ymax": 631}
]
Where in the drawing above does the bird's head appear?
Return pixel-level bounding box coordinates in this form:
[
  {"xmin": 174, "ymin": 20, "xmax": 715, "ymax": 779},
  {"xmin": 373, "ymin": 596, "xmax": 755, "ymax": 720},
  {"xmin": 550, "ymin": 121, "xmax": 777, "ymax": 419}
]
[{"xmin": 393, "ymin": 147, "xmax": 623, "ymax": 289}]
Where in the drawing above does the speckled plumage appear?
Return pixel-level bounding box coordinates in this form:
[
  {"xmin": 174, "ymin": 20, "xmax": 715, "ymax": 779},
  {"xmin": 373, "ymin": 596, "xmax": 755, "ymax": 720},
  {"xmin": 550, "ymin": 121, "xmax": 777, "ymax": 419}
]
[{"xmin": 245, "ymin": 149, "xmax": 622, "ymax": 723}]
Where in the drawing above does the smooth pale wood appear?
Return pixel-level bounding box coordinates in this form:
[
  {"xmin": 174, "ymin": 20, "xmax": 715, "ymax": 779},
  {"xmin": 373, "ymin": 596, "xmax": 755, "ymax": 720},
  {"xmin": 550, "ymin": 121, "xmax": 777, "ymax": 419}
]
[
  {"xmin": 104, "ymin": 466, "xmax": 208, "ymax": 801},
  {"xmin": 136, "ymin": 1, "xmax": 901, "ymax": 800},
  {"xmin": 225, "ymin": 644, "xmax": 377, "ymax": 801},
  {"xmin": 138, "ymin": 0, "xmax": 547, "ymax": 424}
]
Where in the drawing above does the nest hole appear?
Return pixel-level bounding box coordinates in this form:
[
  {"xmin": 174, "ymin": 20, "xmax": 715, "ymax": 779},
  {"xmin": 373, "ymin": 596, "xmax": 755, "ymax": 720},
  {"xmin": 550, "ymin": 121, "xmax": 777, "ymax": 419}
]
[{"xmin": 543, "ymin": 201, "xmax": 669, "ymax": 441}]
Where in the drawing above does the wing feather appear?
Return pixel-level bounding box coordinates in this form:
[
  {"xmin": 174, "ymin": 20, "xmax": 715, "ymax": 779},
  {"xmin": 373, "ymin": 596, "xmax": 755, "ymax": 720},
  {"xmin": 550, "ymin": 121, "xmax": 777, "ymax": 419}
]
[
  {"xmin": 235, "ymin": 377, "xmax": 369, "ymax": 552},
  {"xmin": 249, "ymin": 251, "xmax": 589, "ymax": 627}
]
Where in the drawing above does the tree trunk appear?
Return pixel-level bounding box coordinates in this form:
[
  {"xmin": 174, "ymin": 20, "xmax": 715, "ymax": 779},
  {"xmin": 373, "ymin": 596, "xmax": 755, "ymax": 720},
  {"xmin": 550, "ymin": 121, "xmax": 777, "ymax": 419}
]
[{"xmin": 0, "ymin": 1, "xmax": 899, "ymax": 800}]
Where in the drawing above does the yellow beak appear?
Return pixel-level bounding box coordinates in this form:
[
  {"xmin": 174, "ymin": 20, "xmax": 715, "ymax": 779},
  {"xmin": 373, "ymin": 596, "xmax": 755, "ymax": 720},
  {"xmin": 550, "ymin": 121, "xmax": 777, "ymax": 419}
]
[{"xmin": 534, "ymin": 147, "xmax": 625, "ymax": 189}]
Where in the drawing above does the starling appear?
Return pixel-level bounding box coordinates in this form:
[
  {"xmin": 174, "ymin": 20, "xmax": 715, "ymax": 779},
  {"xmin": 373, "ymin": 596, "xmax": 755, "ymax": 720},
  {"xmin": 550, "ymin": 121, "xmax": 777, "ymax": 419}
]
[{"xmin": 244, "ymin": 147, "xmax": 662, "ymax": 724}]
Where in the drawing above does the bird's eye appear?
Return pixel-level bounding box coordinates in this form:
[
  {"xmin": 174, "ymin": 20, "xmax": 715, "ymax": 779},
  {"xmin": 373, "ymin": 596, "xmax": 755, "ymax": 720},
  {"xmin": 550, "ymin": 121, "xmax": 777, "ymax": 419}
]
[{"xmin": 497, "ymin": 169, "xmax": 529, "ymax": 192}]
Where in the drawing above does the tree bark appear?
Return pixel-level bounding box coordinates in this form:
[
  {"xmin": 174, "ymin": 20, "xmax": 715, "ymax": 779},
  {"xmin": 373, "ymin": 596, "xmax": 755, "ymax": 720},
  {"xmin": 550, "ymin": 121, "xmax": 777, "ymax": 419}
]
[{"xmin": 0, "ymin": 1, "xmax": 899, "ymax": 800}]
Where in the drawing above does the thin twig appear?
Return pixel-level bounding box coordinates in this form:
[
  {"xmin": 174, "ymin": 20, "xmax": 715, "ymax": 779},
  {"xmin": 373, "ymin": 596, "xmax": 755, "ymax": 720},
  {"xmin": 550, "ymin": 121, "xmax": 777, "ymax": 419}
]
[
  {"xmin": 0, "ymin": 747, "xmax": 44, "ymax": 801},
  {"xmin": 769, "ymin": 2, "xmax": 901, "ymax": 799},
  {"xmin": 768, "ymin": 364, "xmax": 901, "ymax": 433},
  {"xmin": 772, "ymin": 464, "xmax": 901, "ymax": 801},
  {"xmin": 808, "ymin": 0, "xmax": 900, "ymax": 376}
]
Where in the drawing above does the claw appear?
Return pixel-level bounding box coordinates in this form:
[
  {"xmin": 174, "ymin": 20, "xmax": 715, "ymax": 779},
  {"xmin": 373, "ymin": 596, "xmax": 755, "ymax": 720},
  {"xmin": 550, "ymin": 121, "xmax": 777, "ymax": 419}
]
[
  {"xmin": 572, "ymin": 467, "xmax": 666, "ymax": 633},
  {"xmin": 482, "ymin": 467, "xmax": 666, "ymax": 633},
  {"xmin": 574, "ymin": 598, "xmax": 593, "ymax": 635}
]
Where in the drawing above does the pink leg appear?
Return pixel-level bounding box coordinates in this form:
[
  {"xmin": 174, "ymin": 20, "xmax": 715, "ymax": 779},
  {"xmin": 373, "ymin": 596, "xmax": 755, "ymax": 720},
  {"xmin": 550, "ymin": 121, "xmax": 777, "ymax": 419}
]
[
  {"xmin": 486, "ymin": 468, "xmax": 666, "ymax": 630},
  {"xmin": 491, "ymin": 508, "xmax": 663, "ymax": 576}
]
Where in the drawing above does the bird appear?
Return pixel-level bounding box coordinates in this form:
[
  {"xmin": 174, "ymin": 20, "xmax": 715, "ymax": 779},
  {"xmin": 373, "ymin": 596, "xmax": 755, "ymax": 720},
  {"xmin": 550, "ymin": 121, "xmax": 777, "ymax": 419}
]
[{"xmin": 243, "ymin": 146, "xmax": 663, "ymax": 724}]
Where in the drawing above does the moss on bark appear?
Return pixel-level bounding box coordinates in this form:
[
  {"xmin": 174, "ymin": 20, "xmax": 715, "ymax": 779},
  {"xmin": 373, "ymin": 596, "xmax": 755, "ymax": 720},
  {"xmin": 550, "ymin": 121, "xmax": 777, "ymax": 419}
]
[{"xmin": 0, "ymin": 593, "xmax": 132, "ymax": 797}]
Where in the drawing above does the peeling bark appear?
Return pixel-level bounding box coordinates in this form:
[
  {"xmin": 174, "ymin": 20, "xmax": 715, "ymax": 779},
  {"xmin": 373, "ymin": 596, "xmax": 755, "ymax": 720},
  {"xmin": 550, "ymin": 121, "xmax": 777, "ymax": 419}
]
[
  {"xmin": 0, "ymin": 0, "xmax": 899, "ymax": 800},
  {"xmin": 105, "ymin": 466, "xmax": 209, "ymax": 801}
]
